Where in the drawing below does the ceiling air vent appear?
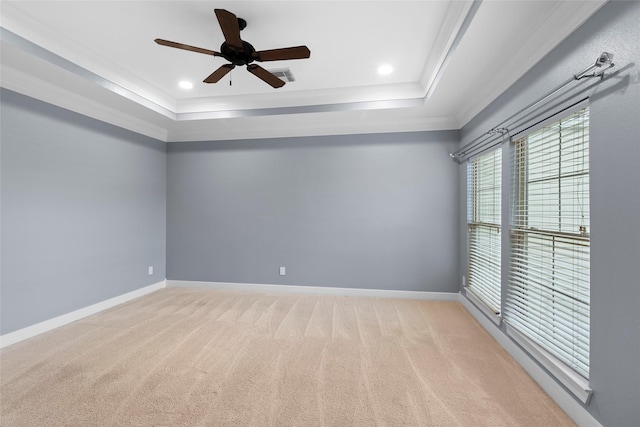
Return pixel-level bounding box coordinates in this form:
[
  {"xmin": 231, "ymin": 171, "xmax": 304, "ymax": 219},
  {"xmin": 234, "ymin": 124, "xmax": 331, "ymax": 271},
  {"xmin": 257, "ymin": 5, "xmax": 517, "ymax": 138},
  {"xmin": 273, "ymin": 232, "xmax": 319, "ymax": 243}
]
[{"xmin": 269, "ymin": 68, "xmax": 296, "ymax": 82}]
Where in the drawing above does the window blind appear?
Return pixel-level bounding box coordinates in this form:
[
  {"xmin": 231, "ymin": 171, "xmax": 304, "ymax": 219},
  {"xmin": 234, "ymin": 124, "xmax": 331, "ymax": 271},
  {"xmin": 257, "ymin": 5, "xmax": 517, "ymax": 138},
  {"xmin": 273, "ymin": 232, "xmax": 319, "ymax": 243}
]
[
  {"xmin": 506, "ymin": 108, "xmax": 590, "ymax": 379},
  {"xmin": 467, "ymin": 148, "xmax": 502, "ymax": 313}
]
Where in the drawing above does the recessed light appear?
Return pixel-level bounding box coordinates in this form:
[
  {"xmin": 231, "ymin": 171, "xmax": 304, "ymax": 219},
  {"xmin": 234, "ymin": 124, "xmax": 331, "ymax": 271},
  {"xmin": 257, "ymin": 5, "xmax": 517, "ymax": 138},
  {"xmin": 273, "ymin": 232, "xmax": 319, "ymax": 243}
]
[
  {"xmin": 178, "ymin": 80, "xmax": 193, "ymax": 89},
  {"xmin": 378, "ymin": 64, "xmax": 393, "ymax": 75}
]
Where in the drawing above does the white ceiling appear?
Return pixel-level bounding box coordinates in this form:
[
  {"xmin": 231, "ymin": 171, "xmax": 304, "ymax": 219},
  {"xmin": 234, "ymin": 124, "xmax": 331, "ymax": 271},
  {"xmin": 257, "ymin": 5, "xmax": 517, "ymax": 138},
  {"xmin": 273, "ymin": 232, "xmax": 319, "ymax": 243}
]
[{"xmin": 0, "ymin": 1, "xmax": 606, "ymax": 142}]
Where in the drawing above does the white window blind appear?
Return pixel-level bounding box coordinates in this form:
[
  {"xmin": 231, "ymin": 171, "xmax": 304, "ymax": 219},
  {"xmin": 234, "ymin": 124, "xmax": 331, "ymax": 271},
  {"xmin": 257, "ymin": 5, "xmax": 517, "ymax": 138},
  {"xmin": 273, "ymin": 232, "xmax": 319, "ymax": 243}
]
[
  {"xmin": 467, "ymin": 148, "xmax": 502, "ymax": 314},
  {"xmin": 506, "ymin": 107, "xmax": 590, "ymax": 379}
]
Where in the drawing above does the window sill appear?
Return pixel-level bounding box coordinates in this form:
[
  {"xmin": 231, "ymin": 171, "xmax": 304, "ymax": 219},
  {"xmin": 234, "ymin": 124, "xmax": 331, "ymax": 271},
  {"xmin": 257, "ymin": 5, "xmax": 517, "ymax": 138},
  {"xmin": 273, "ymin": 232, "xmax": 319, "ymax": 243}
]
[
  {"xmin": 464, "ymin": 289, "xmax": 502, "ymax": 326},
  {"xmin": 505, "ymin": 323, "xmax": 593, "ymax": 404}
]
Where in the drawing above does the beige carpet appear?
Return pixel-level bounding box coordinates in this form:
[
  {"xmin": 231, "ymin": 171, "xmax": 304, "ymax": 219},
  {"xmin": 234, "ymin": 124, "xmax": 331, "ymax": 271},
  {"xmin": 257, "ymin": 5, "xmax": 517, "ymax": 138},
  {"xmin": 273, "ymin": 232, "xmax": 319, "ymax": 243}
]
[{"xmin": 1, "ymin": 287, "xmax": 575, "ymax": 426}]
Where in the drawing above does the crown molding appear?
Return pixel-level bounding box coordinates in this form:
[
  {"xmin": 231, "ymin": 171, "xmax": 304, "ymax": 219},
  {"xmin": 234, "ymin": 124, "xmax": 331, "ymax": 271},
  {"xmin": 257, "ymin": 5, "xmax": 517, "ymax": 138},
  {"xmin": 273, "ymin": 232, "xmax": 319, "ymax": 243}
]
[
  {"xmin": 166, "ymin": 109, "xmax": 458, "ymax": 143},
  {"xmin": 420, "ymin": 0, "xmax": 478, "ymax": 100},
  {"xmin": 1, "ymin": 63, "xmax": 169, "ymax": 141},
  {"xmin": 0, "ymin": 1, "xmax": 177, "ymax": 111},
  {"xmin": 455, "ymin": 0, "xmax": 607, "ymax": 127}
]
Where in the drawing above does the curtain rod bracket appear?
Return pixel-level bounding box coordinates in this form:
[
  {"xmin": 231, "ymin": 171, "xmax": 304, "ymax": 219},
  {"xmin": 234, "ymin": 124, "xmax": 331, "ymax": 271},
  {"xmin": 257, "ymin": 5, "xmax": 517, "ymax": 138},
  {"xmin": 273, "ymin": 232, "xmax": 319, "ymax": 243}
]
[
  {"xmin": 450, "ymin": 52, "xmax": 615, "ymax": 163},
  {"xmin": 574, "ymin": 52, "xmax": 614, "ymax": 80},
  {"xmin": 450, "ymin": 152, "xmax": 464, "ymax": 163},
  {"xmin": 487, "ymin": 127, "xmax": 509, "ymax": 136}
]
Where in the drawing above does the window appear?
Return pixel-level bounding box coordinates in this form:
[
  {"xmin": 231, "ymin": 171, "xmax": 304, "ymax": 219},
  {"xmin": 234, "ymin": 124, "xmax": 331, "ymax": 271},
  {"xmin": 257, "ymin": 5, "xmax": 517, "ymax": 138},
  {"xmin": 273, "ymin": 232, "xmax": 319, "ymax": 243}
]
[
  {"xmin": 506, "ymin": 108, "xmax": 590, "ymax": 379},
  {"xmin": 467, "ymin": 148, "xmax": 502, "ymax": 314}
]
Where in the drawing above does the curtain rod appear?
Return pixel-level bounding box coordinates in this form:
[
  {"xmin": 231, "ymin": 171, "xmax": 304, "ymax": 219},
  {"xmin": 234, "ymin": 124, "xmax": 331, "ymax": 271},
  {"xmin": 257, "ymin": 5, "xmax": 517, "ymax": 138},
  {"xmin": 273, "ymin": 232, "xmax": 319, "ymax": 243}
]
[{"xmin": 449, "ymin": 52, "xmax": 615, "ymax": 163}]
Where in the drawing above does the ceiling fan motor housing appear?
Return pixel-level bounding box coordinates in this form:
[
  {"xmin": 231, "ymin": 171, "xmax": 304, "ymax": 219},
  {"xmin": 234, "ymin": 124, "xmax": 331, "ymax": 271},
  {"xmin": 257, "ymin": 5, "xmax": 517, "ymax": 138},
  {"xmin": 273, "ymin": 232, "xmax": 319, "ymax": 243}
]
[{"xmin": 220, "ymin": 41, "xmax": 256, "ymax": 65}]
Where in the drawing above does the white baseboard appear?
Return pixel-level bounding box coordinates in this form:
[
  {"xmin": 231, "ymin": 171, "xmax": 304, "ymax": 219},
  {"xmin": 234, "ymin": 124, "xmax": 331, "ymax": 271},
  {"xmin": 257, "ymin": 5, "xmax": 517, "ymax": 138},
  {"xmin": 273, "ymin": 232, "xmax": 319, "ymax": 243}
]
[
  {"xmin": 0, "ymin": 280, "xmax": 167, "ymax": 349},
  {"xmin": 459, "ymin": 292, "xmax": 602, "ymax": 427},
  {"xmin": 167, "ymin": 280, "xmax": 459, "ymax": 301}
]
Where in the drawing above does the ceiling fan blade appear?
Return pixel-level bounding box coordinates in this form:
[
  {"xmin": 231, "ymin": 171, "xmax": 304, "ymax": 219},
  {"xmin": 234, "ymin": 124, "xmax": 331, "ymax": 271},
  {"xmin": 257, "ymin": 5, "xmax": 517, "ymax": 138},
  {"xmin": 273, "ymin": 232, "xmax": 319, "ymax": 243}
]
[
  {"xmin": 254, "ymin": 46, "xmax": 311, "ymax": 62},
  {"xmin": 155, "ymin": 39, "xmax": 221, "ymax": 56},
  {"xmin": 203, "ymin": 64, "xmax": 235, "ymax": 83},
  {"xmin": 247, "ymin": 64, "xmax": 285, "ymax": 88},
  {"xmin": 215, "ymin": 9, "xmax": 243, "ymax": 50}
]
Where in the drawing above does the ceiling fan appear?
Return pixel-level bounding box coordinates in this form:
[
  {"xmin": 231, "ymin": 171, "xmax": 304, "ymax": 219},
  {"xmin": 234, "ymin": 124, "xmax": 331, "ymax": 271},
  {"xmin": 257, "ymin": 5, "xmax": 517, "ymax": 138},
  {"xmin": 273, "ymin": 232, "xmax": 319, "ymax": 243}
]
[{"xmin": 155, "ymin": 9, "xmax": 311, "ymax": 88}]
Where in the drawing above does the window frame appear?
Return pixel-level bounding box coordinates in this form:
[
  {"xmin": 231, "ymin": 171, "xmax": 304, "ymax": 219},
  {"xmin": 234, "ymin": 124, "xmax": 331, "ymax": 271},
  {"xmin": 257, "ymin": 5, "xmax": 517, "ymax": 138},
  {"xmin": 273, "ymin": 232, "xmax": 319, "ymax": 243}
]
[
  {"xmin": 466, "ymin": 147, "xmax": 502, "ymax": 319},
  {"xmin": 505, "ymin": 104, "xmax": 592, "ymax": 402}
]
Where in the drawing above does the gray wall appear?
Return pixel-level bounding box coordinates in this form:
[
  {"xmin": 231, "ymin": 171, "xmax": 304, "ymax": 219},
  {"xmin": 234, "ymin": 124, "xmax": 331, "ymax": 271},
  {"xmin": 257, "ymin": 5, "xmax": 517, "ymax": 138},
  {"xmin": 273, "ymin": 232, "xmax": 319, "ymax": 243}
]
[
  {"xmin": 458, "ymin": 2, "xmax": 640, "ymax": 426},
  {"xmin": 0, "ymin": 89, "xmax": 167, "ymax": 335},
  {"xmin": 167, "ymin": 131, "xmax": 460, "ymax": 292}
]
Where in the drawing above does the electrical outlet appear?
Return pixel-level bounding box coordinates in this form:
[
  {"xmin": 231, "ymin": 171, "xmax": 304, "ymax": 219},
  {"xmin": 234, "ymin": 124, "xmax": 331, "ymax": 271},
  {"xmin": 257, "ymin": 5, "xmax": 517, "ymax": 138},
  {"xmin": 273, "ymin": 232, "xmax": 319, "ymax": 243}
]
[
  {"xmin": 462, "ymin": 275, "xmax": 466, "ymax": 287},
  {"xmin": 279, "ymin": 266, "xmax": 286, "ymax": 276},
  {"xmin": 148, "ymin": 266, "xmax": 154, "ymax": 276}
]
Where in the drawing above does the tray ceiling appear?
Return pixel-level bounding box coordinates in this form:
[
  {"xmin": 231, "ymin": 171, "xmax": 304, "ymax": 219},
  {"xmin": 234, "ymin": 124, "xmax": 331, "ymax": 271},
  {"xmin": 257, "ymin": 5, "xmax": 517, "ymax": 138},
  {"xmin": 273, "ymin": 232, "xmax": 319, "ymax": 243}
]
[{"xmin": 0, "ymin": 1, "xmax": 606, "ymax": 142}]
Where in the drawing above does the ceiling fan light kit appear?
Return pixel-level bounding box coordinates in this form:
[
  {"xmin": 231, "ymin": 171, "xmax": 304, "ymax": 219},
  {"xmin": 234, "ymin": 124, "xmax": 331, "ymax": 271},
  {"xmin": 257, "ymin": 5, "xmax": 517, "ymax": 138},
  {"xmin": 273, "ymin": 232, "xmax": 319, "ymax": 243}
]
[{"xmin": 155, "ymin": 8, "xmax": 311, "ymax": 88}]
